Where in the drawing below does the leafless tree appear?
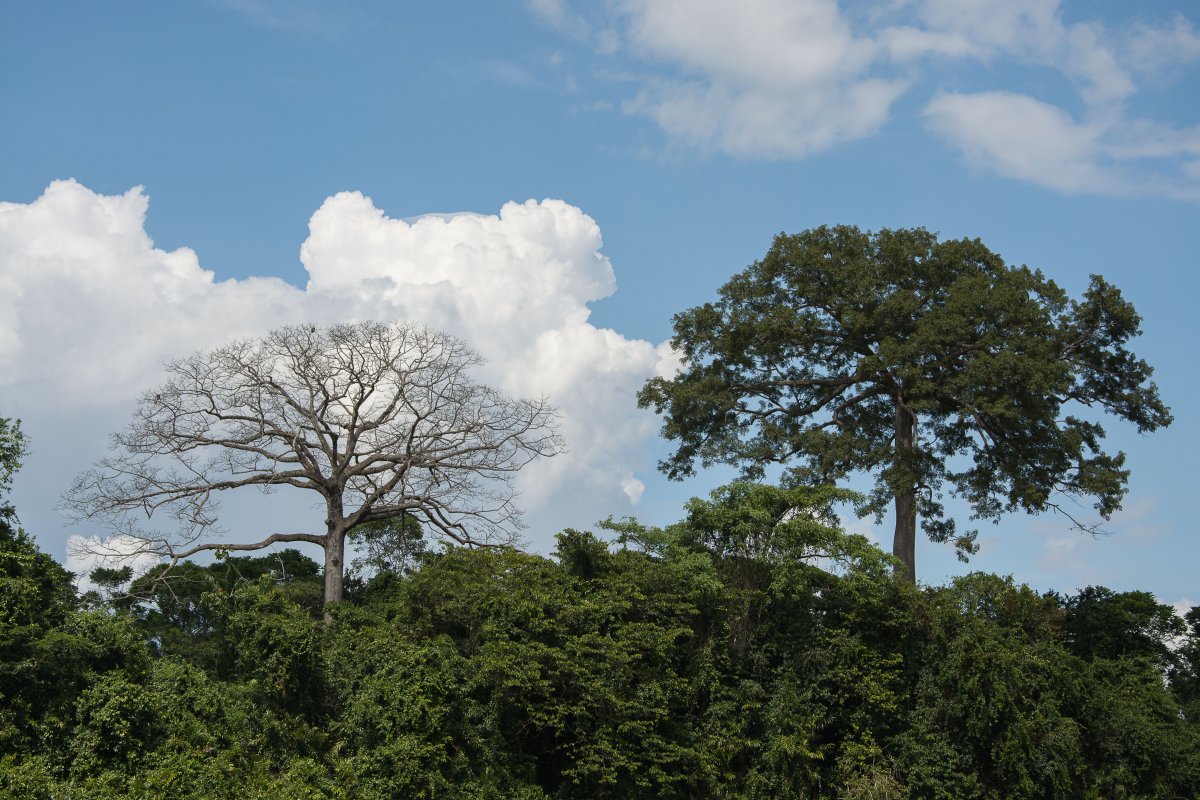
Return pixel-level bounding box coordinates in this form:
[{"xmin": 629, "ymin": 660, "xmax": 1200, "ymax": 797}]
[{"xmin": 64, "ymin": 321, "xmax": 563, "ymax": 609}]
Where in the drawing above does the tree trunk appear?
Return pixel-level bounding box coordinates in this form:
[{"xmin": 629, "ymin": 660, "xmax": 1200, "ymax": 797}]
[
  {"xmin": 893, "ymin": 401, "xmax": 917, "ymax": 584},
  {"xmin": 321, "ymin": 492, "xmax": 349, "ymax": 621},
  {"xmin": 322, "ymin": 530, "xmax": 345, "ymax": 620}
]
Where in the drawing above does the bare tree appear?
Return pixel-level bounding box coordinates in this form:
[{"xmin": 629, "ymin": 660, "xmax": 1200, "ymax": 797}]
[{"xmin": 65, "ymin": 321, "xmax": 563, "ymax": 609}]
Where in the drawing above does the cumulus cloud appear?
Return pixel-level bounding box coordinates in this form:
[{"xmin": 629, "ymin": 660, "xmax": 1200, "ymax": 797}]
[
  {"xmin": 0, "ymin": 181, "xmax": 306, "ymax": 406},
  {"xmin": 532, "ymin": 0, "xmax": 1200, "ymax": 197},
  {"xmin": 296, "ymin": 190, "xmax": 668, "ymax": 512},
  {"xmin": 1, "ymin": 179, "xmax": 673, "ymax": 553}
]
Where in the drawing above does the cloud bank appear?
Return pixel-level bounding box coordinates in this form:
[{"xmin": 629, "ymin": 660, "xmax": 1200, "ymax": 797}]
[
  {"xmin": 532, "ymin": 0, "xmax": 1200, "ymax": 198},
  {"xmin": 1, "ymin": 179, "xmax": 674, "ymax": 556}
]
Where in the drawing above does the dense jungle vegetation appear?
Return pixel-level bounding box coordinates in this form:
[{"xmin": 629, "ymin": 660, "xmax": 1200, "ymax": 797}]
[
  {"xmin": 0, "ymin": 235, "xmax": 1190, "ymax": 797},
  {"xmin": 2, "ymin": 421, "xmax": 1198, "ymax": 798}
]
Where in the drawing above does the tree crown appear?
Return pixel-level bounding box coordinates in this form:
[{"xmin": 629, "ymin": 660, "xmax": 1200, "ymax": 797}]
[
  {"xmin": 639, "ymin": 225, "xmax": 1170, "ymax": 555},
  {"xmin": 65, "ymin": 321, "xmax": 563, "ymax": 582}
]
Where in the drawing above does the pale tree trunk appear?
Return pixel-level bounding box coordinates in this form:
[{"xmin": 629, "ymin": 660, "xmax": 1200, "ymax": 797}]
[
  {"xmin": 323, "ymin": 531, "xmax": 345, "ymax": 608},
  {"xmin": 893, "ymin": 401, "xmax": 917, "ymax": 584},
  {"xmin": 323, "ymin": 495, "xmax": 347, "ymax": 621}
]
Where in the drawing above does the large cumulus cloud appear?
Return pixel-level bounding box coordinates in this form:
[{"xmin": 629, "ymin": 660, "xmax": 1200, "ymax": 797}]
[{"xmin": 0, "ymin": 179, "xmax": 674, "ymax": 563}]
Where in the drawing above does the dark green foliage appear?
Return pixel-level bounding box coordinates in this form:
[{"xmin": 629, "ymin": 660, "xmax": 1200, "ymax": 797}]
[
  {"xmin": 0, "ymin": 419, "xmax": 76, "ymax": 631},
  {"xmin": 638, "ymin": 226, "xmax": 1171, "ymax": 578},
  {"xmin": 1062, "ymin": 585, "xmax": 1185, "ymax": 668},
  {"xmin": 898, "ymin": 575, "xmax": 1085, "ymax": 798},
  {"xmin": 0, "ymin": 418, "xmax": 99, "ymax": 755},
  {"xmin": 87, "ymin": 565, "xmax": 133, "ymax": 596},
  {"xmin": 1175, "ymin": 607, "xmax": 1200, "ymax": 723},
  {"xmin": 121, "ymin": 549, "xmax": 323, "ymax": 670},
  {"xmin": 1, "ymin": 439, "xmax": 1197, "ymax": 797}
]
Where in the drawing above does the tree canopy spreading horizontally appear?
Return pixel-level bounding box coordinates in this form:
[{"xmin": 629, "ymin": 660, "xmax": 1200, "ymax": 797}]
[
  {"xmin": 2, "ymin": 417, "xmax": 1199, "ymax": 797},
  {"xmin": 64, "ymin": 322, "xmax": 562, "ymax": 610},
  {"xmin": 639, "ymin": 225, "xmax": 1170, "ymax": 580}
]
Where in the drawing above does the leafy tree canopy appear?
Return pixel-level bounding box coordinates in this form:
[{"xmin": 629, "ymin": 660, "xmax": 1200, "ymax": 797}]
[
  {"xmin": 4, "ymin": 421, "xmax": 1198, "ymax": 798},
  {"xmin": 639, "ymin": 225, "xmax": 1171, "ymax": 580},
  {"xmin": 1, "ymin": 476, "xmax": 1198, "ymax": 797}
]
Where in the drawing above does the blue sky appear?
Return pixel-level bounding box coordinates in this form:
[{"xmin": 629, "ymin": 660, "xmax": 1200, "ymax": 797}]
[{"xmin": 1, "ymin": 0, "xmax": 1197, "ymax": 607}]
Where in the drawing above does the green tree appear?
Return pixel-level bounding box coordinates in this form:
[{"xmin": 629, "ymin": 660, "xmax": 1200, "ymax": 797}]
[
  {"xmin": 1173, "ymin": 607, "xmax": 1200, "ymax": 723},
  {"xmin": 0, "ymin": 418, "xmax": 76, "ymax": 630},
  {"xmin": 112, "ymin": 549, "xmax": 323, "ymax": 669},
  {"xmin": 1061, "ymin": 586, "xmax": 1184, "ymax": 672},
  {"xmin": 0, "ymin": 419, "xmax": 159, "ymax": 769},
  {"xmin": 639, "ymin": 226, "xmax": 1171, "ymax": 581}
]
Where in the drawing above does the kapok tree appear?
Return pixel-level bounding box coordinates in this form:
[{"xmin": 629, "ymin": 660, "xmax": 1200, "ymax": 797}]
[
  {"xmin": 638, "ymin": 226, "xmax": 1170, "ymax": 582},
  {"xmin": 65, "ymin": 321, "xmax": 562, "ymax": 608}
]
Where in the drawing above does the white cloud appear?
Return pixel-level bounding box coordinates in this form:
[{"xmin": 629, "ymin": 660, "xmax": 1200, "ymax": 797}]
[
  {"xmin": 923, "ymin": 91, "xmax": 1112, "ymax": 193},
  {"xmin": 617, "ymin": 0, "xmax": 904, "ymax": 158},
  {"xmin": 905, "ymin": 0, "xmax": 1127, "ymax": 104},
  {"xmin": 538, "ymin": 0, "xmax": 1200, "ymax": 198},
  {"xmin": 0, "ymin": 180, "xmax": 306, "ymax": 407},
  {"xmin": 909, "ymin": 0, "xmax": 1064, "ymax": 57},
  {"xmin": 1, "ymin": 180, "xmax": 673, "ymax": 552},
  {"xmin": 622, "ymin": 0, "xmax": 871, "ymax": 85},
  {"xmin": 1062, "ymin": 21, "xmax": 1135, "ymax": 108},
  {"xmin": 628, "ymin": 76, "xmax": 905, "ymax": 159},
  {"xmin": 924, "ymin": 90, "xmax": 1200, "ymax": 199},
  {"xmin": 621, "ymin": 475, "xmax": 646, "ymax": 504},
  {"xmin": 906, "ymin": 2, "xmax": 1200, "ymax": 196},
  {"xmin": 1105, "ymin": 120, "xmax": 1200, "ymax": 160},
  {"xmin": 877, "ymin": 26, "xmax": 976, "ymax": 60}
]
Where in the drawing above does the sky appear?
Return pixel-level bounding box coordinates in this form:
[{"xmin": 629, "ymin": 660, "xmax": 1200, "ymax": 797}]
[{"xmin": 1, "ymin": 0, "xmax": 1197, "ymax": 609}]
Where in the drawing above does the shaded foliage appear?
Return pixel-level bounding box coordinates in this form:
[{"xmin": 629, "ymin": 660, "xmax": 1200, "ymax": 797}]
[{"xmin": 1, "ymin": 446, "xmax": 1197, "ymax": 797}]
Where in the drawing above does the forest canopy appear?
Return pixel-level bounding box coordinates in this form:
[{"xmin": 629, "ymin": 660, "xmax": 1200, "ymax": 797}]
[{"xmin": 3, "ymin": 418, "xmax": 1198, "ymax": 798}]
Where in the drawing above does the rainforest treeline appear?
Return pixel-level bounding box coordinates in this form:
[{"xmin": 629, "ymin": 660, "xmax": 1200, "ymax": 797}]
[{"xmin": 2, "ymin": 456, "xmax": 1199, "ymax": 798}]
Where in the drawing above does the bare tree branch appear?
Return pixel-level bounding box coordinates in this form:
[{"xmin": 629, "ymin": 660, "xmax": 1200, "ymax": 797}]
[{"xmin": 64, "ymin": 321, "xmax": 564, "ymax": 608}]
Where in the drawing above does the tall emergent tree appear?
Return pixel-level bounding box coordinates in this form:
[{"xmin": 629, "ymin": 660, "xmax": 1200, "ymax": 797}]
[
  {"xmin": 638, "ymin": 226, "xmax": 1170, "ymax": 582},
  {"xmin": 66, "ymin": 321, "xmax": 563, "ymax": 607}
]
